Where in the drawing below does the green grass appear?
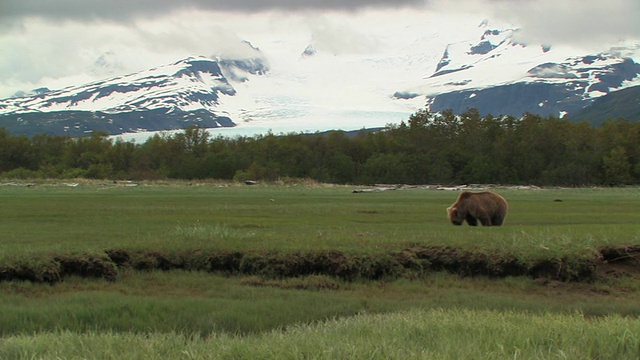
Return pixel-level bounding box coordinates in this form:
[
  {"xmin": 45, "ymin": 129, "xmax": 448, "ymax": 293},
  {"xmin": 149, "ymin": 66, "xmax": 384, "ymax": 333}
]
[
  {"xmin": 0, "ymin": 182, "xmax": 637, "ymax": 258},
  {"xmin": 0, "ymin": 181, "xmax": 639, "ymax": 358},
  {"xmin": 2, "ymin": 270, "xmax": 640, "ymax": 359},
  {"xmin": 1, "ymin": 269, "xmax": 639, "ymax": 335},
  {"xmin": 1, "ymin": 307, "xmax": 639, "ymax": 359}
]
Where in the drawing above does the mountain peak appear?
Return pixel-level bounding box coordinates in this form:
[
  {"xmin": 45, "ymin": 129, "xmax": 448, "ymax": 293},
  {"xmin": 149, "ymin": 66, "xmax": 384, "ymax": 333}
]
[
  {"xmin": 91, "ymin": 51, "xmax": 125, "ymax": 77},
  {"xmin": 302, "ymin": 44, "xmax": 317, "ymax": 57}
]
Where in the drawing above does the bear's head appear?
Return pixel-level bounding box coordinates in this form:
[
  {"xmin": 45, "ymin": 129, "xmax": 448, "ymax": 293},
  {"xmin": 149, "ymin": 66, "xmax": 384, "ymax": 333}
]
[{"xmin": 447, "ymin": 206, "xmax": 464, "ymax": 226}]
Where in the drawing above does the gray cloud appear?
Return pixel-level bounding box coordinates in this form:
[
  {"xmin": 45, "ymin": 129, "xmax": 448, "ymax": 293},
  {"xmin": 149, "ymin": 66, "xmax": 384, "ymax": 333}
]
[
  {"xmin": 1, "ymin": 0, "xmax": 638, "ymax": 99},
  {"xmin": 487, "ymin": 0, "xmax": 640, "ymax": 49},
  {"xmin": 0, "ymin": 0, "xmax": 425, "ymax": 22},
  {"xmin": 3, "ymin": 0, "xmax": 638, "ymax": 49}
]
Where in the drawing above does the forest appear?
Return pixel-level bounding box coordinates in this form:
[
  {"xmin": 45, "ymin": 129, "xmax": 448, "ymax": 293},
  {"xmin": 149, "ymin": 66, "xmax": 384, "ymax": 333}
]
[{"xmin": 0, "ymin": 108, "xmax": 639, "ymax": 186}]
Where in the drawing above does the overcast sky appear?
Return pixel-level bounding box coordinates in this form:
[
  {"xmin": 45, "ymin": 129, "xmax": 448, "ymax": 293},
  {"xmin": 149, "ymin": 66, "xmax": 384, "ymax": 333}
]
[{"xmin": 1, "ymin": 0, "xmax": 639, "ymax": 98}]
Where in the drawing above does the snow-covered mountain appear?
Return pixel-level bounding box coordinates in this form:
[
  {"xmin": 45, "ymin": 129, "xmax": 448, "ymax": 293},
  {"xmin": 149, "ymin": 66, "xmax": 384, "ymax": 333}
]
[
  {"xmin": 1, "ymin": 20, "xmax": 639, "ymax": 138},
  {"xmin": 398, "ymin": 28, "xmax": 640, "ymax": 117},
  {"xmin": 0, "ymin": 55, "xmax": 270, "ymax": 136},
  {"xmin": 3, "ymin": 57, "xmax": 242, "ymax": 114}
]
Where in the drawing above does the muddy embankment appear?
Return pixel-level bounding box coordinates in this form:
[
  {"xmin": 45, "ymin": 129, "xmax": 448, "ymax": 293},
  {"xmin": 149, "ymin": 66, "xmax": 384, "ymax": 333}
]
[{"xmin": 1, "ymin": 245, "xmax": 639, "ymax": 285}]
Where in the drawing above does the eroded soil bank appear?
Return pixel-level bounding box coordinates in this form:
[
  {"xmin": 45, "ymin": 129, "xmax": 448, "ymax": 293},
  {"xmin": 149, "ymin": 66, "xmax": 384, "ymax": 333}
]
[{"xmin": 1, "ymin": 245, "xmax": 639, "ymax": 285}]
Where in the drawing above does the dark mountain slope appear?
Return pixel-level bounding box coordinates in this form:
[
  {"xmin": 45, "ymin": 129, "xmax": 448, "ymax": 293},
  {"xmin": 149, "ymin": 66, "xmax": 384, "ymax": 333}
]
[{"xmin": 570, "ymin": 85, "xmax": 640, "ymax": 125}]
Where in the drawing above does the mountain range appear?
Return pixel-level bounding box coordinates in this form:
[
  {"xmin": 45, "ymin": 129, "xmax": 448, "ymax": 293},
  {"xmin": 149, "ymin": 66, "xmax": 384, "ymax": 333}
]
[
  {"xmin": 0, "ymin": 55, "xmax": 269, "ymax": 137},
  {"xmin": 1, "ymin": 21, "xmax": 639, "ymax": 138}
]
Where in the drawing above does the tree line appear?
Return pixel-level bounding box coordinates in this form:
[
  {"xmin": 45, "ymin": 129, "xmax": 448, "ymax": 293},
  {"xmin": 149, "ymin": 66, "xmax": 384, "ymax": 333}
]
[{"xmin": 0, "ymin": 108, "xmax": 638, "ymax": 186}]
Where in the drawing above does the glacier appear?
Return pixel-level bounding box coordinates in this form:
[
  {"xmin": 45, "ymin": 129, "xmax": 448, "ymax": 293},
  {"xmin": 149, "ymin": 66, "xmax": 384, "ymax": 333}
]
[{"xmin": 1, "ymin": 17, "xmax": 639, "ymax": 140}]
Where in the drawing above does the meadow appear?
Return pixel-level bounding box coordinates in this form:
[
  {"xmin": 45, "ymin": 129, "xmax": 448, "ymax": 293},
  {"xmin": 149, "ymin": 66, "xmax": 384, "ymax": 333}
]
[{"xmin": 0, "ymin": 180, "xmax": 639, "ymax": 359}]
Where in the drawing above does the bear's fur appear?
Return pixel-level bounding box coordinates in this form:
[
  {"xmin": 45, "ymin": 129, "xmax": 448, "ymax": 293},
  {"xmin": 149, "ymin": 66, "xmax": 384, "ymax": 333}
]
[{"xmin": 447, "ymin": 191, "xmax": 508, "ymax": 226}]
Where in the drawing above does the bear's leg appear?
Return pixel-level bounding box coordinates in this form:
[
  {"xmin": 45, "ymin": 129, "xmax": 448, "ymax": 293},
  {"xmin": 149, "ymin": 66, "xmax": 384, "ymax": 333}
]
[
  {"xmin": 465, "ymin": 214, "xmax": 478, "ymax": 226},
  {"xmin": 477, "ymin": 216, "xmax": 492, "ymax": 226},
  {"xmin": 491, "ymin": 214, "xmax": 504, "ymax": 226}
]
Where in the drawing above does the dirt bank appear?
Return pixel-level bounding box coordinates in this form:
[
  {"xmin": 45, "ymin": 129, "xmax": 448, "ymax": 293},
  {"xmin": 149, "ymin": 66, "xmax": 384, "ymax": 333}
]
[{"xmin": 1, "ymin": 245, "xmax": 639, "ymax": 285}]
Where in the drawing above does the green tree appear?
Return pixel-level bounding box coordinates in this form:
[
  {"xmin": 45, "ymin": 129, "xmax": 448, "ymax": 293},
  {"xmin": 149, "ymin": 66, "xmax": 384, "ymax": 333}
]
[
  {"xmin": 30, "ymin": 134, "xmax": 72, "ymax": 177},
  {"xmin": 362, "ymin": 153, "xmax": 412, "ymax": 184},
  {"xmin": 603, "ymin": 146, "xmax": 633, "ymax": 185},
  {"xmin": 0, "ymin": 128, "xmax": 37, "ymax": 173},
  {"xmin": 62, "ymin": 131, "xmax": 113, "ymax": 178},
  {"xmin": 108, "ymin": 139, "xmax": 136, "ymax": 178},
  {"xmin": 174, "ymin": 125, "xmax": 210, "ymax": 156}
]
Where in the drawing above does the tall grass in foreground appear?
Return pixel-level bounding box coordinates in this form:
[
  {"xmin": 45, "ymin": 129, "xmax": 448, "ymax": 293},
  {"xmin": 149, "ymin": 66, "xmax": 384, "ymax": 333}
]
[
  {"xmin": 2, "ymin": 270, "xmax": 640, "ymax": 337},
  {"xmin": 1, "ymin": 308, "xmax": 639, "ymax": 359}
]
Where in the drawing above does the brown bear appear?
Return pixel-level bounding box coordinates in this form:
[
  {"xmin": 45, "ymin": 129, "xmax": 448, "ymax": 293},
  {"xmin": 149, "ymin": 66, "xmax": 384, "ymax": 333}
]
[{"xmin": 447, "ymin": 191, "xmax": 508, "ymax": 226}]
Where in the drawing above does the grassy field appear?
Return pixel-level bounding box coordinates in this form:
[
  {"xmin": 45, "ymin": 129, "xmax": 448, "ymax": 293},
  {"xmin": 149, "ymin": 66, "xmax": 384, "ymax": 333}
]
[
  {"xmin": 1, "ymin": 181, "xmax": 637, "ymax": 255},
  {"xmin": 0, "ymin": 180, "xmax": 639, "ymax": 358}
]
